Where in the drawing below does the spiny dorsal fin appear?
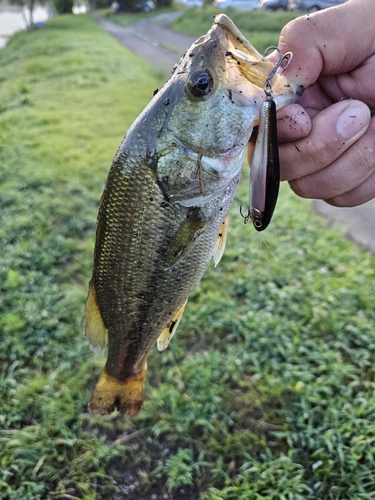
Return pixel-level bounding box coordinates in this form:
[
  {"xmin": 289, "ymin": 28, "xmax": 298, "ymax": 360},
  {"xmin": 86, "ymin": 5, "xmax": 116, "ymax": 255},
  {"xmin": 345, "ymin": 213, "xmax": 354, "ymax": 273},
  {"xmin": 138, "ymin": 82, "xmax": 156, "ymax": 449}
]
[
  {"xmin": 157, "ymin": 300, "xmax": 187, "ymax": 352},
  {"xmin": 213, "ymin": 215, "xmax": 229, "ymax": 267},
  {"xmin": 83, "ymin": 280, "xmax": 108, "ymax": 354}
]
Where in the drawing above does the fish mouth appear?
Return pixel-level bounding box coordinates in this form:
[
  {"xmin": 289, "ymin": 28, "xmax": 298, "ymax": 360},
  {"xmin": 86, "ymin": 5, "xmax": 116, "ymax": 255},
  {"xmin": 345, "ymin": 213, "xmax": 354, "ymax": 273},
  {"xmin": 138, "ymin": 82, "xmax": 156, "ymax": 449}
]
[{"xmin": 211, "ymin": 14, "xmax": 303, "ymax": 110}]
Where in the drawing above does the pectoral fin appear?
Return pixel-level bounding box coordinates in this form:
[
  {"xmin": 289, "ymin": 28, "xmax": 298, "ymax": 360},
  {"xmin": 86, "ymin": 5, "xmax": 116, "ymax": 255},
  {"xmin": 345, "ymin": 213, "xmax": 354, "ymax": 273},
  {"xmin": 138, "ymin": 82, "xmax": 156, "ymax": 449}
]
[
  {"xmin": 164, "ymin": 208, "xmax": 207, "ymax": 264},
  {"xmin": 157, "ymin": 300, "xmax": 187, "ymax": 351},
  {"xmin": 83, "ymin": 280, "xmax": 108, "ymax": 354},
  {"xmin": 213, "ymin": 215, "xmax": 229, "ymax": 267}
]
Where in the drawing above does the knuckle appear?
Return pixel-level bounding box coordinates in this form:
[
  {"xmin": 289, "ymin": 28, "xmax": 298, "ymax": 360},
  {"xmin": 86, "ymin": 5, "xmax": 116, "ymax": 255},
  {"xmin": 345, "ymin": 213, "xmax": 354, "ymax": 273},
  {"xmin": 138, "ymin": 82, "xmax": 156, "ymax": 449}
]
[
  {"xmin": 355, "ymin": 141, "xmax": 375, "ymax": 174},
  {"xmin": 289, "ymin": 178, "xmax": 310, "ymax": 198},
  {"xmin": 300, "ymin": 137, "xmax": 330, "ymax": 171}
]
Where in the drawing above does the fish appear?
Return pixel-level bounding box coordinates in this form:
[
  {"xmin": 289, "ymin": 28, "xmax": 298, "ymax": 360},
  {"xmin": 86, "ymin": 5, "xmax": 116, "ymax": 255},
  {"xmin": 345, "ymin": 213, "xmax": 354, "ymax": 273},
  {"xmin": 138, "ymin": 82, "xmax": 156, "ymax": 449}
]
[{"xmin": 84, "ymin": 14, "xmax": 303, "ymax": 416}]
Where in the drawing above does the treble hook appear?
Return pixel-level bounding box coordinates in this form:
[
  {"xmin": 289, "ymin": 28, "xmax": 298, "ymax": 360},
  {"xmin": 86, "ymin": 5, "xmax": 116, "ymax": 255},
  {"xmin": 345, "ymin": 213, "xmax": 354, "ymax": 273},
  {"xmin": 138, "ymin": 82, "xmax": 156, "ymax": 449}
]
[
  {"xmin": 262, "ymin": 47, "xmax": 293, "ymax": 98},
  {"xmin": 239, "ymin": 205, "xmax": 250, "ymax": 224}
]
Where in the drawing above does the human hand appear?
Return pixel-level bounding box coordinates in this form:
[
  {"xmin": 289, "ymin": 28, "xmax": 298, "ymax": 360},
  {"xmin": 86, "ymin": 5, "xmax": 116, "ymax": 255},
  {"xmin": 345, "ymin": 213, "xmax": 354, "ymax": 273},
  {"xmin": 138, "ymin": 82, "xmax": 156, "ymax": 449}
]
[{"xmin": 250, "ymin": 0, "xmax": 375, "ymax": 207}]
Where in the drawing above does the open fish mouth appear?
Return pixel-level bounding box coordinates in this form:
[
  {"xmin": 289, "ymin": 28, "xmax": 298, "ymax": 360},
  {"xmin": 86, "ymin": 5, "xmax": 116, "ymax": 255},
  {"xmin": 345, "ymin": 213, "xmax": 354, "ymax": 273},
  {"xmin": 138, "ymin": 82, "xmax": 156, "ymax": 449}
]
[{"xmin": 210, "ymin": 14, "xmax": 303, "ymax": 112}]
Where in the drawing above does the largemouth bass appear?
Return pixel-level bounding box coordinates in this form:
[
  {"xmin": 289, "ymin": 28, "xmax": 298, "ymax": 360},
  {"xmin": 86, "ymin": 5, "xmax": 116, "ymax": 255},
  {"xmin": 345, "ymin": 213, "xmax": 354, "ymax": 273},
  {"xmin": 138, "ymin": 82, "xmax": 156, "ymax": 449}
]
[{"xmin": 84, "ymin": 14, "xmax": 302, "ymax": 415}]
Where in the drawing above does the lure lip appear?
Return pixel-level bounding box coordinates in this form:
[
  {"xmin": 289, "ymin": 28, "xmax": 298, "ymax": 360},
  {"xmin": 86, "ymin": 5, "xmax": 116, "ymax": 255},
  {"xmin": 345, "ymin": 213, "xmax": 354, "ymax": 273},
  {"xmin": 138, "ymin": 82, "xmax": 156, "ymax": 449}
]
[{"xmin": 250, "ymin": 208, "xmax": 264, "ymax": 230}]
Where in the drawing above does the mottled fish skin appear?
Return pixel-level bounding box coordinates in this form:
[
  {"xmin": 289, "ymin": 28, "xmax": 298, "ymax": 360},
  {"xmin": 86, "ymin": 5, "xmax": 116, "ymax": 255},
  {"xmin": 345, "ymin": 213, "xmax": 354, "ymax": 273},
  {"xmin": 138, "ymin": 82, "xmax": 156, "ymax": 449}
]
[{"xmin": 84, "ymin": 14, "xmax": 302, "ymax": 415}]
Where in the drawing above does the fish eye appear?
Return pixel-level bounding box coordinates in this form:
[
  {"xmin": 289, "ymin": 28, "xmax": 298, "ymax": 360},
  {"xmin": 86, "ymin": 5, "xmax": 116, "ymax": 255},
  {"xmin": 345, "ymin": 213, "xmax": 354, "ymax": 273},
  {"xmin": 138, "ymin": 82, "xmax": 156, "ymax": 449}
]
[{"xmin": 186, "ymin": 69, "xmax": 214, "ymax": 99}]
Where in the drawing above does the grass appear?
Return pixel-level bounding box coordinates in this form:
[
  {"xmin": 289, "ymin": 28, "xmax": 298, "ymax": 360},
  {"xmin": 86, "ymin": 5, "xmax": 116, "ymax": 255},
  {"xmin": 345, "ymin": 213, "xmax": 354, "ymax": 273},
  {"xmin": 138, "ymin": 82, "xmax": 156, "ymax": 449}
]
[
  {"xmin": 1, "ymin": 10, "xmax": 375, "ymax": 500},
  {"xmin": 170, "ymin": 6, "xmax": 300, "ymax": 52},
  {"xmin": 0, "ymin": 14, "xmax": 163, "ymax": 500}
]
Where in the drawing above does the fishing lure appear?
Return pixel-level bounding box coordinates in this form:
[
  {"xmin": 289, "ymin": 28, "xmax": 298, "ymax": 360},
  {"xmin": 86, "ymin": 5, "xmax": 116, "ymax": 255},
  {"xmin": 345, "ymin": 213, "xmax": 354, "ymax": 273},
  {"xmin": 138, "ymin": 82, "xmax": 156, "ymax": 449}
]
[{"xmin": 242, "ymin": 48, "xmax": 293, "ymax": 231}]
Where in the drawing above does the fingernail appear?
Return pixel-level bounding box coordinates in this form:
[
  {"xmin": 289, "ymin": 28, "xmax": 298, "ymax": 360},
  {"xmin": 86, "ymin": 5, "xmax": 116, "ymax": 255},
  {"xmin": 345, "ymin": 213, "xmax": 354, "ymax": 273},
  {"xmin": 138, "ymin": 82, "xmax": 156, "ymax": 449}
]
[{"xmin": 336, "ymin": 103, "xmax": 370, "ymax": 140}]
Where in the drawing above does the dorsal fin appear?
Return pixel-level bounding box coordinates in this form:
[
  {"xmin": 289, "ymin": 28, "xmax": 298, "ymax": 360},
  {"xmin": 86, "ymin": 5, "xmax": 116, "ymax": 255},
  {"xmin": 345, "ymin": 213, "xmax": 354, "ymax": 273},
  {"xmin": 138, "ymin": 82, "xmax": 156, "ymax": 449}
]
[
  {"xmin": 83, "ymin": 280, "xmax": 108, "ymax": 354},
  {"xmin": 157, "ymin": 300, "xmax": 187, "ymax": 351}
]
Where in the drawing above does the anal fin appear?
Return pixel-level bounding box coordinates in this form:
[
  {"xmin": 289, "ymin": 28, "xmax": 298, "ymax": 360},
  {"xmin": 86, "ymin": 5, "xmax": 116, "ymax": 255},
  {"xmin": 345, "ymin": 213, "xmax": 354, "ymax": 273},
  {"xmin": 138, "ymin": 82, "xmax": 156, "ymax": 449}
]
[
  {"xmin": 89, "ymin": 363, "xmax": 147, "ymax": 416},
  {"xmin": 213, "ymin": 215, "xmax": 229, "ymax": 267},
  {"xmin": 83, "ymin": 280, "xmax": 108, "ymax": 354},
  {"xmin": 157, "ymin": 300, "xmax": 187, "ymax": 351}
]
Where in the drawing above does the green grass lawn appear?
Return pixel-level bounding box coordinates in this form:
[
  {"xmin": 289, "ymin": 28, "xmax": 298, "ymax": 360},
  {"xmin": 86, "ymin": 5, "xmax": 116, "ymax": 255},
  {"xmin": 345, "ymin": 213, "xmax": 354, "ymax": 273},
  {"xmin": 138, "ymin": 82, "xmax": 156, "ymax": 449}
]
[
  {"xmin": 1, "ymin": 12, "xmax": 375, "ymax": 500},
  {"xmin": 170, "ymin": 6, "xmax": 300, "ymax": 53}
]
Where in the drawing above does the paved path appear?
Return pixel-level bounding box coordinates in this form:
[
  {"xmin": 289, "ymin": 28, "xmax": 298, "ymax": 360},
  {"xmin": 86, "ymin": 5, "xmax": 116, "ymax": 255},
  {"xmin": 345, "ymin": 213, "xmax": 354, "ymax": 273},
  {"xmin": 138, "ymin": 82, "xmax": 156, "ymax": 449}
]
[
  {"xmin": 93, "ymin": 12, "xmax": 375, "ymax": 254},
  {"xmin": 314, "ymin": 199, "xmax": 375, "ymax": 254},
  {"xmin": 92, "ymin": 12, "xmax": 195, "ymax": 76}
]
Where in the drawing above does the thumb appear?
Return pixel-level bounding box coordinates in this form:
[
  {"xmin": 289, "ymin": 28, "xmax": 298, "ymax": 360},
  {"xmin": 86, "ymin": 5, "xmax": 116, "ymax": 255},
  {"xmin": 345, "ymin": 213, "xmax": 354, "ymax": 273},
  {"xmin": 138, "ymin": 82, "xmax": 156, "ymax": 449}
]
[{"xmin": 279, "ymin": 0, "xmax": 374, "ymax": 88}]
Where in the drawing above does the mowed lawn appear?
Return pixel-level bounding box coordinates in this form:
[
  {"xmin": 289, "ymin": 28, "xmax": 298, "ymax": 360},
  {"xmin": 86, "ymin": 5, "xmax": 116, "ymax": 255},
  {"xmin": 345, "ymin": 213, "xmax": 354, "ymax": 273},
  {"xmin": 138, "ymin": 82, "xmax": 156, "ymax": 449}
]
[
  {"xmin": 1, "ymin": 12, "xmax": 375, "ymax": 500},
  {"xmin": 169, "ymin": 6, "xmax": 300, "ymax": 53}
]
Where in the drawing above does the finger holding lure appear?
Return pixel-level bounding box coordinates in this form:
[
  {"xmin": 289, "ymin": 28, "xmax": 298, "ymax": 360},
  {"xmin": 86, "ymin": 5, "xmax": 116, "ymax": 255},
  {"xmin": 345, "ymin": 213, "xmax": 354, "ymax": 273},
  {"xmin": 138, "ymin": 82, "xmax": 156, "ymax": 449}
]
[{"xmin": 242, "ymin": 48, "xmax": 294, "ymax": 231}]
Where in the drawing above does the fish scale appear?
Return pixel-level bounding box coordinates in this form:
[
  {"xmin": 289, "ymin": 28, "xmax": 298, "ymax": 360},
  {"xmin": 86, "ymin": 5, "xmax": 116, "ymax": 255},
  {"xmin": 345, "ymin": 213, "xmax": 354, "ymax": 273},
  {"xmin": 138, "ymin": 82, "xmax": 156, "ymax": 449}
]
[
  {"xmin": 84, "ymin": 14, "xmax": 302, "ymax": 415},
  {"xmin": 93, "ymin": 154, "xmax": 233, "ymax": 375}
]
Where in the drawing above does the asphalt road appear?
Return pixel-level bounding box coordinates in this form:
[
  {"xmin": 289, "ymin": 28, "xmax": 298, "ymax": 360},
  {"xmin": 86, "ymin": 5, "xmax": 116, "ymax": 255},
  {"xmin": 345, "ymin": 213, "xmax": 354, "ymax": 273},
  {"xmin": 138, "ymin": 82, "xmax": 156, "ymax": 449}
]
[
  {"xmin": 92, "ymin": 12, "xmax": 195, "ymax": 77},
  {"xmin": 93, "ymin": 12, "xmax": 375, "ymax": 254},
  {"xmin": 313, "ymin": 199, "xmax": 375, "ymax": 254}
]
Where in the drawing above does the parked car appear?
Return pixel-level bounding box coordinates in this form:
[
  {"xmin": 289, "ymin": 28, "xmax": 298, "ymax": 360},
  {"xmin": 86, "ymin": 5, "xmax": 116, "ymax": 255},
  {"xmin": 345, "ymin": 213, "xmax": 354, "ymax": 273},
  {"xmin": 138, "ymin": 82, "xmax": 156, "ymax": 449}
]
[
  {"xmin": 134, "ymin": 0, "xmax": 154, "ymax": 11},
  {"xmin": 288, "ymin": 0, "xmax": 347, "ymax": 12},
  {"xmin": 179, "ymin": 0, "xmax": 203, "ymax": 6},
  {"xmin": 259, "ymin": 0, "xmax": 288, "ymax": 9},
  {"xmin": 111, "ymin": 0, "xmax": 154, "ymax": 12},
  {"xmin": 213, "ymin": 0, "xmax": 259, "ymax": 10}
]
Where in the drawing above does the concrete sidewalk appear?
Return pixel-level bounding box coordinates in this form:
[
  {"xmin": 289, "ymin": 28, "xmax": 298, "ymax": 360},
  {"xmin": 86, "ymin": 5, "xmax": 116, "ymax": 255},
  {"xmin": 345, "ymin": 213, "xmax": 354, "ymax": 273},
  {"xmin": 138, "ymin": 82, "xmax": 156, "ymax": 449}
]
[
  {"xmin": 92, "ymin": 12, "xmax": 375, "ymax": 255},
  {"xmin": 314, "ymin": 199, "xmax": 375, "ymax": 254}
]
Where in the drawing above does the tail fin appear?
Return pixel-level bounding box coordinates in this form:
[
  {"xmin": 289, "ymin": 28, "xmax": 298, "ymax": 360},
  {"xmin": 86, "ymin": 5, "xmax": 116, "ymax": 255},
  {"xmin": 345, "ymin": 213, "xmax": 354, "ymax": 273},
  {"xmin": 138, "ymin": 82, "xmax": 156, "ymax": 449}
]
[{"xmin": 88, "ymin": 363, "xmax": 147, "ymax": 416}]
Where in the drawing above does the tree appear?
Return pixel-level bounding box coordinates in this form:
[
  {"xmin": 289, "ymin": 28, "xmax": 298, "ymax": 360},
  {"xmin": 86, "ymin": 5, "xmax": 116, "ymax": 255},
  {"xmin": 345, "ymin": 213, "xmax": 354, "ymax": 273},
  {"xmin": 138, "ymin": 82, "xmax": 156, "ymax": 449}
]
[
  {"xmin": 11, "ymin": 0, "xmax": 39, "ymax": 28},
  {"xmin": 53, "ymin": 0, "xmax": 73, "ymax": 13}
]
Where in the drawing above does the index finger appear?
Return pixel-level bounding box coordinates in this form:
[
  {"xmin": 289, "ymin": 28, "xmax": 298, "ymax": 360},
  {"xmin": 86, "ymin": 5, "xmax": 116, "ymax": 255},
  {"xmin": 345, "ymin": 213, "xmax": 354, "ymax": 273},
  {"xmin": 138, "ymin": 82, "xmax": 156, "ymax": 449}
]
[{"xmin": 279, "ymin": 0, "xmax": 375, "ymax": 88}]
